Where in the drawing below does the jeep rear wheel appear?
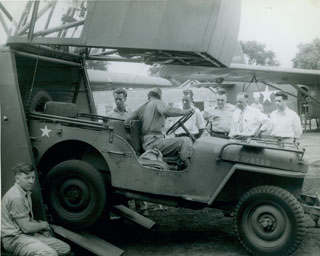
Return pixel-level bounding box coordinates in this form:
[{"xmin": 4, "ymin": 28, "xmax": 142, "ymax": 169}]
[
  {"xmin": 43, "ymin": 160, "xmax": 106, "ymax": 230},
  {"xmin": 234, "ymin": 186, "xmax": 305, "ymax": 256}
]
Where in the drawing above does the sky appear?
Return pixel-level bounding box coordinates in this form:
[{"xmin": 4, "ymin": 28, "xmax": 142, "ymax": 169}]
[
  {"xmin": 1, "ymin": 0, "xmax": 319, "ymax": 73},
  {"xmin": 239, "ymin": 0, "xmax": 320, "ymax": 68}
]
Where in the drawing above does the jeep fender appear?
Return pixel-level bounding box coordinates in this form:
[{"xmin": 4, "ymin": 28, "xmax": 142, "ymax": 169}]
[{"xmin": 208, "ymin": 163, "xmax": 306, "ymax": 205}]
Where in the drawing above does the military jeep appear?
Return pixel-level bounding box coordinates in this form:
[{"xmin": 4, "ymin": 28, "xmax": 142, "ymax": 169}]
[{"xmin": 4, "ymin": 44, "xmax": 310, "ymax": 256}]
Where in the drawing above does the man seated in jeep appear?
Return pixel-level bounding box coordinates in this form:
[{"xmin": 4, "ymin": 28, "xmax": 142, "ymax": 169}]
[{"xmin": 125, "ymin": 88, "xmax": 193, "ymax": 168}]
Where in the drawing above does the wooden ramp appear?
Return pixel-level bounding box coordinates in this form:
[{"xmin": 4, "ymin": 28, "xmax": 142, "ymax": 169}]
[
  {"xmin": 113, "ymin": 205, "xmax": 156, "ymax": 229},
  {"xmin": 51, "ymin": 225, "xmax": 124, "ymax": 256},
  {"xmin": 51, "ymin": 205, "xmax": 156, "ymax": 255}
]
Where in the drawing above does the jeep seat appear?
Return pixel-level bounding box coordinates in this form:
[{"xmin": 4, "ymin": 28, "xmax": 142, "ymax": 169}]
[
  {"xmin": 128, "ymin": 120, "xmax": 143, "ymax": 155},
  {"xmin": 44, "ymin": 101, "xmax": 78, "ymax": 118}
]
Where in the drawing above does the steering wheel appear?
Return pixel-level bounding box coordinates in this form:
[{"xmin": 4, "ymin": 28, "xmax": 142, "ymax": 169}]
[{"xmin": 166, "ymin": 111, "xmax": 194, "ymax": 139}]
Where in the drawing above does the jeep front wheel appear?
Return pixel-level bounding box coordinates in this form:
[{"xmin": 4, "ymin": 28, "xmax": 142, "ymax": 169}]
[
  {"xmin": 234, "ymin": 185, "xmax": 305, "ymax": 256},
  {"xmin": 43, "ymin": 160, "xmax": 106, "ymax": 230}
]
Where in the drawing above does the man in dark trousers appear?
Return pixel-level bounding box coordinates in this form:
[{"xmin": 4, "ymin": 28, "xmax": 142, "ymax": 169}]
[
  {"xmin": 125, "ymin": 88, "xmax": 193, "ymax": 168},
  {"xmin": 1, "ymin": 163, "xmax": 71, "ymax": 256}
]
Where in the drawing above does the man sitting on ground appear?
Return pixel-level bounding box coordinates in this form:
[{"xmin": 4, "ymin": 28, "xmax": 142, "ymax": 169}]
[{"xmin": 1, "ymin": 163, "xmax": 71, "ymax": 256}]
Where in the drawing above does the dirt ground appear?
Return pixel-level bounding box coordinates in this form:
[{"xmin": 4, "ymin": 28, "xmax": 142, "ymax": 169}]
[{"xmin": 72, "ymin": 132, "xmax": 320, "ymax": 256}]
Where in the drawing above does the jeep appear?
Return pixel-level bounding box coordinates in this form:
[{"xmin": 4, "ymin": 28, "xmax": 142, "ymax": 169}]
[{"xmin": 1, "ymin": 43, "xmax": 310, "ymax": 256}]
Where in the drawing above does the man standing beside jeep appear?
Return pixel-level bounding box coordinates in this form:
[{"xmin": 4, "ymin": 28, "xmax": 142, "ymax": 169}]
[
  {"xmin": 125, "ymin": 88, "xmax": 193, "ymax": 168},
  {"xmin": 106, "ymin": 88, "xmax": 130, "ymax": 119},
  {"xmin": 229, "ymin": 92, "xmax": 271, "ymax": 138},
  {"xmin": 270, "ymin": 91, "xmax": 302, "ymax": 142},
  {"xmin": 203, "ymin": 89, "xmax": 236, "ymax": 138},
  {"xmin": 174, "ymin": 95, "xmax": 205, "ymax": 139}
]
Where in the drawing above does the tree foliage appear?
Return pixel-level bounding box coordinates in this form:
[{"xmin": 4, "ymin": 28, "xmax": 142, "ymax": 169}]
[
  {"xmin": 240, "ymin": 40, "xmax": 279, "ymax": 66},
  {"xmin": 86, "ymin": 61, "xmax": 109, "ymax": 71},
  {"xmin": 292, "ymin": 38, "xmax": 320, "ymax": 70}
]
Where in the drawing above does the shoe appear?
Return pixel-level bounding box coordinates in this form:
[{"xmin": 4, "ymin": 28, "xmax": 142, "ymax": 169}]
[
  {"xmin": 110, "ymin": 211, "xmax": 121, "ymax": 220},
  {"xmin": 141, "ymin": 209, "xmax": 149, "ymax": 217},
  {"xmin": 180, "ymin": 159, "xmax": 190, "ymax": 170}
]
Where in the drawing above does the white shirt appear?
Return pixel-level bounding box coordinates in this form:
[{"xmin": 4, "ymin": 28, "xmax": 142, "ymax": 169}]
[
  {"xmin": 250, "ymin": 103, "xmax": 264, "ymax": 112},
  {"xmin": 175, "ymin": 107, "xmax": 206, "ymax": 135},
  {"xmin": 229, "ymin": 105, "xmax": 272, "ymax": 137},
  {"xmin": 270, "ymin": 107, "xmax": 302, "ymax": 138},
  {"xmin": 204, "ymin": 104, "xmax": 236, "ymax": 133}
]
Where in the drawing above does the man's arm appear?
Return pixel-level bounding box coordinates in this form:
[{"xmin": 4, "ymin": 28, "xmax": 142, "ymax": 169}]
[
  {"xmin": 15, "ymin": 217, "xmax": 50, "ymax": 234},
  {"xmin": 195, "ymin": 109, "xmax": 206, "ymax": 138},
  {"xmin": 293, "ymin": 112, "xmax": 303, "ymax": 139},
  {"xmin": 9, "ymin": 198, "xmax": 50, "ymax": 234},
  {"xmin": 157, "ymin": 101, "xmax": 190, "ymax": 117},
  {"xmin": 124, "ymin": 108, "xmax": 140, "ymax": 125},
  {"xmin": 228, "ymin": 111, "xmax": 238, "ymax": 138},
  {"xmin": 203, "ymin": 110, "xmax": 210, "ymax": 121},
  {"xmin": 254, "ymin": 111, "xmax": 272, "ymax": 137}
]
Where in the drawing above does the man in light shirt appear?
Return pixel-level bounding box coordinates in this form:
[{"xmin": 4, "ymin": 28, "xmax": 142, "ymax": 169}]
[
  {"xmin": 106, "ymin": 88, "xmax": 130, "ymax": 119},
  {"xmin": 175, "ymin": 95, "xmax": 206, "ymax": 139},
  {"xmin": 203, "ymin": 89, "xmax": 236, "ymax": 138},
  {"xmin": 1, "ymin": 163, "xmax": 71, "ymax": 256},
  {"xmin": 270, "ymin": 91, "xmax": 302, "ymax": 142},
  {"xmin": 229, "ymin": 92, "xmax": 272, "ymax": 138},
  {"xmin": 250, "ymin": 96, "xmax": 264, "ymax": 113}
]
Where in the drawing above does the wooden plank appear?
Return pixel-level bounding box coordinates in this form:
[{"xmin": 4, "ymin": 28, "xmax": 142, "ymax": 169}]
[
  {"xmin": 51, "ymin": 225, "xmax": 124, "ymax": 256},
  {"xmin": 113, "ymin": 205, "xmax": 156, "ymax": 229}
]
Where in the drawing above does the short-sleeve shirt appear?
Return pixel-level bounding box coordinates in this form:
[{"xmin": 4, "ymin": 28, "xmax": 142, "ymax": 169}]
[
  {"xmin": 106, "ymin": 108, "xmax": 131, "ymax": 120},
  {"xmin": 250, "ymin": 103, "xmax": 264, "ymax": 112},
  {"xmin": 1, "ymin": 183, "xmax": 33, "ymax": 237},
  {"xmin": 175, "ymin": 106, "xmax": 206, "ymax": 135},
  {"xmin": 204, "ymin": 104, "xmax": 236, "ymax": 133}
]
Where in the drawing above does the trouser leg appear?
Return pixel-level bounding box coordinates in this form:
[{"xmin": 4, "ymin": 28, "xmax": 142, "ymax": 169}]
[
  {"xmin": 151, "ymin": 137, "xmax": 193, "ymax": 161},
  {"xmin": 2, "ymin": 234, "xmax": 58, "ymax": 256},
  {"xmin": 34, "ymin": 233, "xmax": 70, "ymax": 256}
]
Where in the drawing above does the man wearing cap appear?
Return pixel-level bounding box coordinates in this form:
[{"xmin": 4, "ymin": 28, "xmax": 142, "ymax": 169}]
[
  {"xmin": 125, "ymin": 88, "xmax": 193, "ymax": 168},
  {"xmin": 270, "ymin": 91, "xmax": 302, "ymax": 142},
  {"xmin": 174, "ymin": 95, "xmax": 205, "ymax": 139},
  {"xmin": 203, "ymin": 89, "xmax": 236, "ymax": 138},
  {"xmin": 229, "ymin": 92, "xmax": 272, "ymax": 138},
  {"xmin": 106, "ymin": 88, "xmax": 130, "ymax": 119}
]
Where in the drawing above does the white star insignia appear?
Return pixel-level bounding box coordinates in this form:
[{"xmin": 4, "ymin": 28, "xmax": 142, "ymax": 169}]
[
  {"xmin": 40, "ymin": 125, "xmax": 52, "ymax": 138},
  {"xmin": 261, "ymin": 86, "xmax": 274, "ymax": 103}
]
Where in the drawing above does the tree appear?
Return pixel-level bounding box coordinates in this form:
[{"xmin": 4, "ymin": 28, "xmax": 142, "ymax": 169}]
[
  {"xmin": 86, "ymin": 60, "xmax": 109, "ymax": 71},
  {"xmin": 292, "ymin": 38, "xmax": 320, "ymax": 70},
  {"xmin": 240, "ymin": 40, "xmax": 279, "ymax": 66}
]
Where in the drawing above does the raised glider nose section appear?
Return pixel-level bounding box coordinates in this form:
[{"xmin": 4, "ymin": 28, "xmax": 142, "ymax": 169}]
[{"xmin": 5, "ymin": 0, "xmax": 241, "ymax": 67}]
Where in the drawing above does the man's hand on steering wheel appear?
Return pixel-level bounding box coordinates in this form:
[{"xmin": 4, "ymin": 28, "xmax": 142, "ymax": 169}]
[{"xmin": 166, "ymin": 109, "xmax": 195, "ymax": 141}]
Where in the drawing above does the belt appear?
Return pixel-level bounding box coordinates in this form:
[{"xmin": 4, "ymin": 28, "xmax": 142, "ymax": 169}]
[
  {"xmin": 212, "ymin": 131, "xmax": 228, "ymax": 135},
  {"xmin": 142, "ymin": 134, "xmax": 165, "ymax": 143}
]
